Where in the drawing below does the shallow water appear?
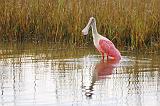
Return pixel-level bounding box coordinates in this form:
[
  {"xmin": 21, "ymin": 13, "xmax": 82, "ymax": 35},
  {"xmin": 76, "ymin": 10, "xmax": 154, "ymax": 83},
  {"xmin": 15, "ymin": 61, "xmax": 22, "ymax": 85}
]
[{"xmin": 0, "ymin": 43, "xmax": 160, "ymax": 106}]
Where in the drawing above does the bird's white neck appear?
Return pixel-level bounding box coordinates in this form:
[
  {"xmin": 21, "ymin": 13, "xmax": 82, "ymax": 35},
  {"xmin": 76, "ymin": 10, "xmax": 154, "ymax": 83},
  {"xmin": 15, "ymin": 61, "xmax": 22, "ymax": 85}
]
[{"xmin": 91, "ymin": 21, "xmax": 99, "ymax": 39}]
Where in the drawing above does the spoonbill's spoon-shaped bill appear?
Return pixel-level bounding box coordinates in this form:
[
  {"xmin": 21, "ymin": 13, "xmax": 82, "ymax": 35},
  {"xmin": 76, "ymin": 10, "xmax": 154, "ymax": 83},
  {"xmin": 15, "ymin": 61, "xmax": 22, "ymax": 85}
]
[{"xmin": 82, "ymin": 17, "xmax": 94, "ymax": 35}]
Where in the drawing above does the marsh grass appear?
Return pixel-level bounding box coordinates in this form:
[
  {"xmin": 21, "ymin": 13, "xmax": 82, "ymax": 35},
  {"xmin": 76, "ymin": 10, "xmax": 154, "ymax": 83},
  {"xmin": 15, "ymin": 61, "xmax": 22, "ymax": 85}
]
[{"xmin": 0, "ymin": 0, "xmax": 160, "ymax": 50}]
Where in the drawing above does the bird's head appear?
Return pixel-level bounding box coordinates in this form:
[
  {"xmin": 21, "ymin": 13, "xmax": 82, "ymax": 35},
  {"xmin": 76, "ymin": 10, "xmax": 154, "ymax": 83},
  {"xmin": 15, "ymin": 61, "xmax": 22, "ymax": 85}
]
[{"xmin": 82, "ymin": 17, "xmax": 96, "ymax": 36}]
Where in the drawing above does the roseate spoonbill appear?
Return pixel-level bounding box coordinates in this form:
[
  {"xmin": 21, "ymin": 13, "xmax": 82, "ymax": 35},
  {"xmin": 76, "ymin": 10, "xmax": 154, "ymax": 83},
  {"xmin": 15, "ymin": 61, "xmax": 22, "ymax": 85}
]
[{"xmin": 82, "ymin": 17, "xmax": 121, "ymax": 61}]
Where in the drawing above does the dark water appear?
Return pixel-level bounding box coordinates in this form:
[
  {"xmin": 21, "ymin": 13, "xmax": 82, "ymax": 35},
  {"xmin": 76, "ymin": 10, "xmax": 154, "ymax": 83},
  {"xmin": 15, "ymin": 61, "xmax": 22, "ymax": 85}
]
[{"xmin": 0, "ymin": 43, "xmax": 160, "ymax": 106}]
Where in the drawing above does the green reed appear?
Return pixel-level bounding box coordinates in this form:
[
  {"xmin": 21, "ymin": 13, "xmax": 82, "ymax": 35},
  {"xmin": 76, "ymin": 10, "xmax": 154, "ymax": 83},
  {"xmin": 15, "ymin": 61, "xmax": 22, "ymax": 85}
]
[{"xmin": 0, "ymin": 0, "xmax": 160, "ymax": 50}]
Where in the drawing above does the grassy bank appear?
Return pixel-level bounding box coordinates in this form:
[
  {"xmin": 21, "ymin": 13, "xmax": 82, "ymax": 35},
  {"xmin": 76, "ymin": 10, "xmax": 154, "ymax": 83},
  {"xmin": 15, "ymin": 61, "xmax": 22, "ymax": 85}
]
[{"xmin": 0, "ymin": 0, "xmax": 160, "ymax": 50}]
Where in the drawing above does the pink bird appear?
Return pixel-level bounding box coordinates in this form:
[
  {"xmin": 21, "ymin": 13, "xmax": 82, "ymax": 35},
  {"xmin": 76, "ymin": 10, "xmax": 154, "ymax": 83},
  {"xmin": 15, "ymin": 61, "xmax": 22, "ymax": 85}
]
[{"xmin": 82, "ymin": 17, "xmax": 121, "ymax": 61}]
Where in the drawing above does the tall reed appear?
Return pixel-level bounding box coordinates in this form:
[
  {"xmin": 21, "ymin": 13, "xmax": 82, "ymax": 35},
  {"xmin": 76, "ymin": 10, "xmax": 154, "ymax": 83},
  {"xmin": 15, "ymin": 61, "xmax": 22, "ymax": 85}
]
[{"xmin": 0, "ymin": 0, "xmax": 160, "ymax": 50}]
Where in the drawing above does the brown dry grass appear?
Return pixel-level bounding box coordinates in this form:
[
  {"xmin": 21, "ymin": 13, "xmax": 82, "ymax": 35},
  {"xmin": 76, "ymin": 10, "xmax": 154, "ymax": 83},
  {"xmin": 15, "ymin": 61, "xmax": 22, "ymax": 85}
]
[{"xmin": 0, "ymin": 0, "xmax": 160, "ymax": 50}]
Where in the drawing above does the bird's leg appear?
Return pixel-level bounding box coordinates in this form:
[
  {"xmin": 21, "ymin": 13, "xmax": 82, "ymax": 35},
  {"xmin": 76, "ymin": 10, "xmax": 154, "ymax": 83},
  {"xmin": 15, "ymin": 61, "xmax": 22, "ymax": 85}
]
[
  {"xmin": 106, "ymin": 53, "xmax": 109, "ymax": 60},
  {"xmin": 106, "ymin": 54, "xmax": 108, "ymax": 60},
  {"xmin": 100, "ymin": 52, "xmax": 104, "ymax": 62}
]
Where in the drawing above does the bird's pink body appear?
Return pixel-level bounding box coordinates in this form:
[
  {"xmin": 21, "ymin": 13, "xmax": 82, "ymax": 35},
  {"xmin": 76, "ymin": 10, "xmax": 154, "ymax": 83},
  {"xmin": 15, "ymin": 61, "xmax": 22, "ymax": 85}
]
[
  {"xmin": 98, "ymin": 39, "xmax": 121, "ymax": 60},
  {"xmin": 82, "ymin": 17, "xmax": 121, "ymax": 61}
]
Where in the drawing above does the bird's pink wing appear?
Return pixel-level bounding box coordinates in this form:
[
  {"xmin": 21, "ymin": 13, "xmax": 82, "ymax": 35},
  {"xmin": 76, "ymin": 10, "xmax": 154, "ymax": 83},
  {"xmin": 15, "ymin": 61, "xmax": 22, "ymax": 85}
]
[
  {"xmin": 99, "ymin": 39, "xmax": 121, "ymax": 60},
  {"xmin": 99, "ymin": 40, "xmax": 110, "ymax": 53}
]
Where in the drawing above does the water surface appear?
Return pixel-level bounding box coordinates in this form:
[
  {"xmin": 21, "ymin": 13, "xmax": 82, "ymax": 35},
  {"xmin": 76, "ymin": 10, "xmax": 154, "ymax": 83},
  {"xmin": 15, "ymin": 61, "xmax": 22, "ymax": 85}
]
[{"xmin": 0, "ymin": 43, "xmax": 160, "ymax": 106}]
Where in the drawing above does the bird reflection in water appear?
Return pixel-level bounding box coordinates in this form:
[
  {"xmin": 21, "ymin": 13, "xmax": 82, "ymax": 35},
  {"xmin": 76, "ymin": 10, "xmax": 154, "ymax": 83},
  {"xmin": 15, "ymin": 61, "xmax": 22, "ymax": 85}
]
[{"xmin": 85, "ymin": 59, "xmax": 120, "ymax": 98}]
